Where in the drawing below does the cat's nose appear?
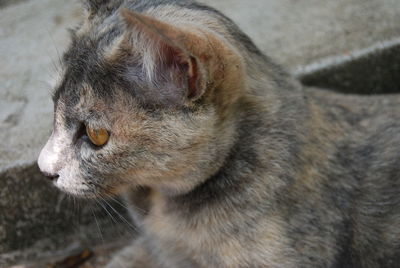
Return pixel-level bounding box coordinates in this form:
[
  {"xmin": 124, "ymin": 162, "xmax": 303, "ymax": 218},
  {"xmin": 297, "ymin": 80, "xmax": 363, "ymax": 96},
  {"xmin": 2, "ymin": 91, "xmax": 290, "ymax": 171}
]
[
  {"xmin": 42, "ymin": 171, "xmax": 59, "ymax": 181},
  {"xmin": 38, "ymin": 134, "xmax": 61, "ymax": 182}
]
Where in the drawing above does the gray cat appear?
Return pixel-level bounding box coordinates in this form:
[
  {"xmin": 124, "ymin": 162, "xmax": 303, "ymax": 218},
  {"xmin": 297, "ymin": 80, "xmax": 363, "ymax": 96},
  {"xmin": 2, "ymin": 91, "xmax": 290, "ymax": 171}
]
[{"xmin": 37, "ymin": 0, "xmax": 400, "ymax": 267}]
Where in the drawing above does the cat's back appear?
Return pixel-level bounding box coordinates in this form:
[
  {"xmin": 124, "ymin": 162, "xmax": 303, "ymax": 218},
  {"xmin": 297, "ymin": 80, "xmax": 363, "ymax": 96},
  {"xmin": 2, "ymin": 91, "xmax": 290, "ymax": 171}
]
[
  {"xmin": 306, "ymin": 88, "xmax": 400, "ymax": 127},
  {"xmin": 307, "ymin": 88, "xmax": 400, "ymax": 267},
  {"xmin": 349, "ymin": 94, "xmax": 400, "ymax": 268},
  {"xmin": 306, "ymin": 89, "xmax": 400, "ymax": 186}
]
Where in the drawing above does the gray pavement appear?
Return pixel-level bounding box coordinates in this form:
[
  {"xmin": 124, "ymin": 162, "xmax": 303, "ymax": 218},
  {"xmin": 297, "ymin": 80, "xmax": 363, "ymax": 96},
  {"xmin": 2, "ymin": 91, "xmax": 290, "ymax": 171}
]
[{"xmin": 1, "ymin": 0, "xmax": 399, "ymax": 265}]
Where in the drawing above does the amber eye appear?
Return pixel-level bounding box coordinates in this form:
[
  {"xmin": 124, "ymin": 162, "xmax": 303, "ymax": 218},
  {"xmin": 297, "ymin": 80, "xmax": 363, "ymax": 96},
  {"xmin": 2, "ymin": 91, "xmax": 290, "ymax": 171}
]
[{"xmin": 85, "ymin": 126, "xmax": 109, "ymax": 147}]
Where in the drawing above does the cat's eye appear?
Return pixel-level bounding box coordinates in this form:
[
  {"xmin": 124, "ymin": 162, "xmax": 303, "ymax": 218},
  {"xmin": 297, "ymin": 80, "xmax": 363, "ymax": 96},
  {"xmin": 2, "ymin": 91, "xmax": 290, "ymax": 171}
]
[{"xmin": 85, "ymin": 126, "xmax": 109, "ymax": 147}]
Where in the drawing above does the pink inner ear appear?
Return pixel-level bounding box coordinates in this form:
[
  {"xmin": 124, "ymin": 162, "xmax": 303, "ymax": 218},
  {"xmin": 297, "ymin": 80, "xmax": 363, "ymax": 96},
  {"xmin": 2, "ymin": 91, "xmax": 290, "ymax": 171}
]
[
  {"xmin": 159, "ymin": 42, "xmax": 200, "ymax": 100},
  {"xmin": 187, "ymin": 56, "xmax": 199, "ymax": 99}
]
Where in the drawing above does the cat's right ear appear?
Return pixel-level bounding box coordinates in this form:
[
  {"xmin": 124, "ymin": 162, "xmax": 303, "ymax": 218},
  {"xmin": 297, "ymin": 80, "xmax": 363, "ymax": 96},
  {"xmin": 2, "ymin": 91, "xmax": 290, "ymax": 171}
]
[{"xmin": 118, "ymin": 9, "xmax": 245, "ymax": 109}]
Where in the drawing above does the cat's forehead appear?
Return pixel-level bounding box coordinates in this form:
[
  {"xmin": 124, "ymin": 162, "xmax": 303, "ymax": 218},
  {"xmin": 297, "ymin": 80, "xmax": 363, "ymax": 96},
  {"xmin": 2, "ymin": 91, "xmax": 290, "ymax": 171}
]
[
  {"xmin": 54, "ymin": 82, "xmax": 141, "ymax": 129},
  {"xmin": 54, "ymin": 36, "xmax": 136, "ymax": 108},
  {"xmin": 53, "ymin": 65, "xmax": 117, "ymax": 110},
  {"xmin": 55, "ymin": 83, "xmax": 106, "ymax": 117},
  {"xmin": 62, "ymin": 25, "xmax": 124, "ymax": 82}
]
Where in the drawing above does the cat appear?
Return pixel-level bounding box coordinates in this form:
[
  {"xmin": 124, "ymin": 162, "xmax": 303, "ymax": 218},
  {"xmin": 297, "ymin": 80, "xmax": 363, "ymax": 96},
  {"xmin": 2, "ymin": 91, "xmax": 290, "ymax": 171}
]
[{"xmin": 37, "ymin": 0, "xmax": 400, "ymax": 267}]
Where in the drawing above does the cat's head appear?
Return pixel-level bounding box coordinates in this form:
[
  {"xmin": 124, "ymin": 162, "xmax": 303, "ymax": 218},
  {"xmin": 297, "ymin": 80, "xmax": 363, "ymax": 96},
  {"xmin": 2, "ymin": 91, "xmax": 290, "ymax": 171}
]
[{"xmin": 37, "ymin": 1, "xmax": 245, "ymax": 198}]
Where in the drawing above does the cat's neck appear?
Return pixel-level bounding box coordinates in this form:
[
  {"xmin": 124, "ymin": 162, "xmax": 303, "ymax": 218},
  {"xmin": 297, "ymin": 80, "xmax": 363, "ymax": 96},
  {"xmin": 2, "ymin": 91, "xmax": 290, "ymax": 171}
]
[
  {"xmin": 149, "ymin": 78, "xmax": 312, "ymax": 213},
  {"xmin": 147, "ymin": 79, "xmax": 348, "ymax": 220}
]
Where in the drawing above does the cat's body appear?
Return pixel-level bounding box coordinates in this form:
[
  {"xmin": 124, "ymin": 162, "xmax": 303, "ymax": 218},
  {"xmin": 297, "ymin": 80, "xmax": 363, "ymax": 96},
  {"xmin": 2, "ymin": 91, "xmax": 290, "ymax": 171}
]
[
  {"xmin": 117, "ymin": 89, "xmax": 400, "ymax": 268},
  {"xmin": 37, "ymin": 0, "xmax": 400, "ymax": 267}
]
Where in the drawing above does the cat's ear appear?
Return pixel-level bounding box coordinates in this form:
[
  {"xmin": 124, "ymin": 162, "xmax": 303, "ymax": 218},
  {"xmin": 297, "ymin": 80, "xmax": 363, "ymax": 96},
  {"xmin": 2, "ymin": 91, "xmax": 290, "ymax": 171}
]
[{"xmin": 120, "ymin": 9, "xmax": 212, "ymax": 103}]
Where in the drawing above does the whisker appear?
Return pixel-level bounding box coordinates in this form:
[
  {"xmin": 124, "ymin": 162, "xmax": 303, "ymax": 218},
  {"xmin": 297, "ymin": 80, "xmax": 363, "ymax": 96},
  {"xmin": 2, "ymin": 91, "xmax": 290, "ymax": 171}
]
[
  {"xmin": 92, "ymin": 202, "xmax": 130, "ymax": 268},
  {"xmin": 92, "ymin": 181, "xmax": 166, "ymax": 222},
  {"xmin": 91, "ymin": 206, "xmax": 105, "ymax": 248},
  {"xmin": 100, "ymin": 197, "xmax": 139, "ymax": 233},
  {"xmin": 96, "ymin": 200, "xmax": 119, "ymax": 226},
  {"xmin": 94, "ymin": 182, "xmax": 151, "ymax": 216},
  {"xmin": 102, "ymin": 193, "xmax": 131, "ymax": 210},
  {"xmin": 95, "ymin": 200, "xmax": 139, "ymax": 245},
  {"xmin": 46, "ymin": 28, "xmax": 63, "ymax": 70}
]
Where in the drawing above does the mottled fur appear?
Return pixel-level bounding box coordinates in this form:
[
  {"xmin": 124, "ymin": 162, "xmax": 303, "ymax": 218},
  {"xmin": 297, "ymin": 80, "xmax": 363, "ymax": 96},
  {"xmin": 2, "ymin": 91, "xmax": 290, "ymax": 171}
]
[{"xmin": 38, "ymin": 0, "xmax": 400, "ymax": 267}]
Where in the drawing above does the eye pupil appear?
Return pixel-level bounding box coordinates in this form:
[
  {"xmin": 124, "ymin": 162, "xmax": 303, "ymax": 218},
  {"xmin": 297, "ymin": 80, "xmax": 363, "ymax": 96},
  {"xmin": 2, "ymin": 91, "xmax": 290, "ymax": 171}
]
[{"xmin": 86, "ymin": 125, "xmax": 109, "ymax": 146}]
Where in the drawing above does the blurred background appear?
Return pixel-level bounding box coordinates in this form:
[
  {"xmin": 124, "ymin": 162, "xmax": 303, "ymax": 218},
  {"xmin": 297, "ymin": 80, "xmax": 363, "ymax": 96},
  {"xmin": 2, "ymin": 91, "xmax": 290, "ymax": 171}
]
[{"xmin": 1, "ymin": 0, "xmax": 399, "ymax": 267}]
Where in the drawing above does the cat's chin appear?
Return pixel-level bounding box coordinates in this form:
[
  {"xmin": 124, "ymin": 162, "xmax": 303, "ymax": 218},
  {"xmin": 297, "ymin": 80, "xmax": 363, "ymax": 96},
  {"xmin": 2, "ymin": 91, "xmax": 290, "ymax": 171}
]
[
  {"xmin": 52, "ymin": 176, "xmax": 96, "ymax": 199},
  {"xmin": 55, "ymin": 183, "xmax": 98, "ymax": 199},
  {"xmin": 55, "ymin": 178, "xmax": 126, "ymax": 199}
]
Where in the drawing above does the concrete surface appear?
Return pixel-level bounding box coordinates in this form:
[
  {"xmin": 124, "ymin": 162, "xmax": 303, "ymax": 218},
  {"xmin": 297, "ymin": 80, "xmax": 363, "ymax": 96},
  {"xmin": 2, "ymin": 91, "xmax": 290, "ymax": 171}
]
[
  {"xmin": 203, "ymin": 0, "xmax": 400, "ymax": 68},
  {"xmin": 1, "ymin": 0, "xmax": 400, "ymax": 266}
]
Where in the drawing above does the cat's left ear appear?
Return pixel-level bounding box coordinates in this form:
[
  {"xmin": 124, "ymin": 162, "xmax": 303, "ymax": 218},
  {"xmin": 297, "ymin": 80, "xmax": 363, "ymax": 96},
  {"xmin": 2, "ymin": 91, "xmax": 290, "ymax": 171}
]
[{"xmin": 120, "ymin": 9, "xmax": 240, "ymax": 104}]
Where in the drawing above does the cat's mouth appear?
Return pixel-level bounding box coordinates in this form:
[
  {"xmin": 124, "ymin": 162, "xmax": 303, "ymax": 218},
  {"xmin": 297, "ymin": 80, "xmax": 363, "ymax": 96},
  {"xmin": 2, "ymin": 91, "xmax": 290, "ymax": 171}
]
[
  {"xmin": 53, "ymin": 177, "xmax": 95, "ymax": 198},
  {"xmin": 53, "ymin": 172, "xmax": 124, "ymax": 200}
]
